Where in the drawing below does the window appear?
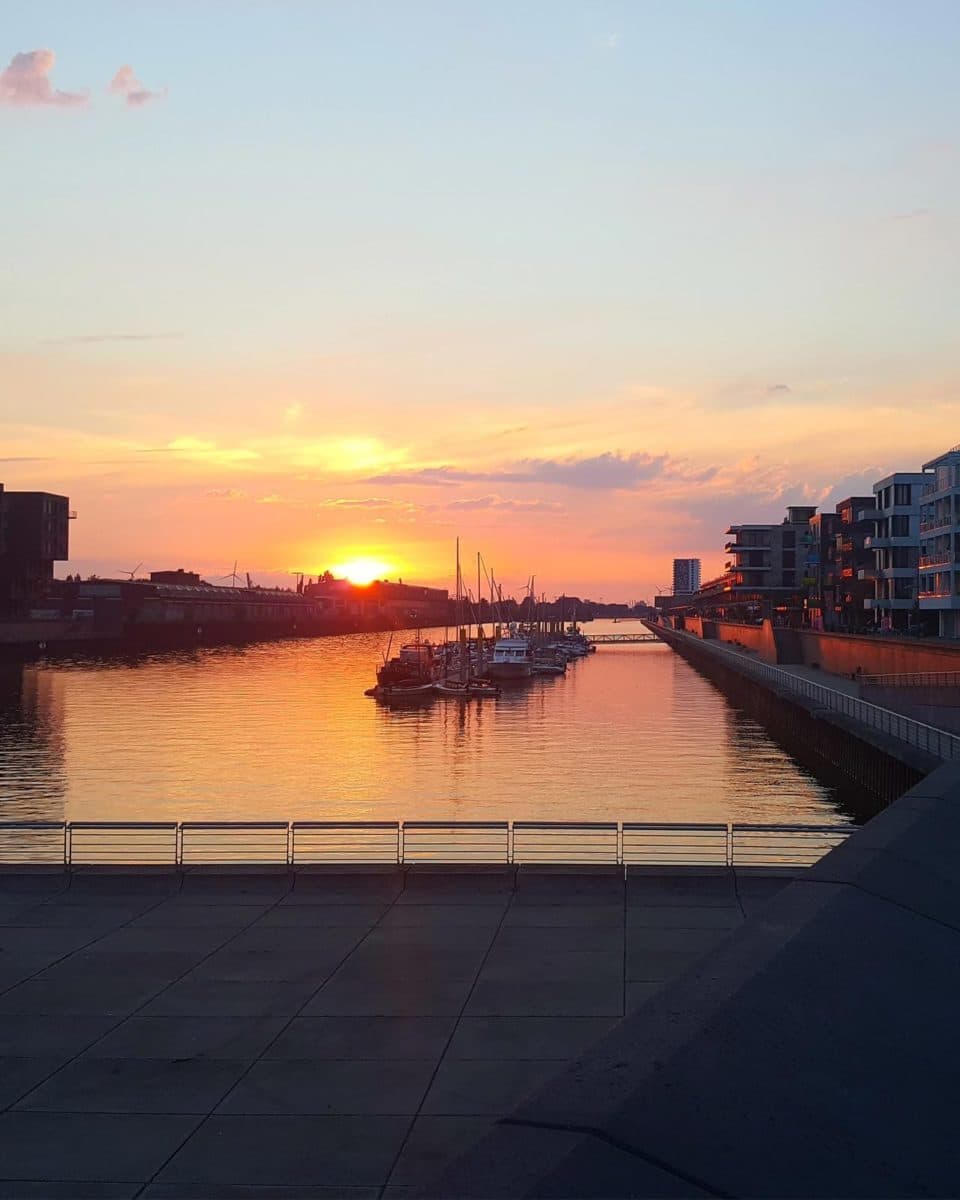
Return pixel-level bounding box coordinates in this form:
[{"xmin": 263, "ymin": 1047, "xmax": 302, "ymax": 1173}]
[
  {"xmin": 782, "ymin": 532, "xmax": 795, "ymax": 549},
  {"xmin": 891, "ymin": 515, "xmax": 910, "ymax": 537},
  {"xmin": 894, "ymin": 483, "xmax": 912, "ymax": 506},
  {"xmin": 782, "ymin": 551, "xmax": 796, "ymax": 568}
]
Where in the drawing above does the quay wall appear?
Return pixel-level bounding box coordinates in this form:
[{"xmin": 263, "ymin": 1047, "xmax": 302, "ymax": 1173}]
[
  {"xmin": 681, "ymin": 617, "xmax": 960, "ymax": 677},
  {"xmin": 648, "ymin": 623, "xmax": 925, "ymax": 807}
]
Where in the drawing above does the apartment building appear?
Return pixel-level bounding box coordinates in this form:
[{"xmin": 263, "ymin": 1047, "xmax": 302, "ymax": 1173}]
[
  {"xmin": 865, "ymin": 471, "xmax": 928, "ymax": 631},
  {"xmin": 701, "ymin": 505, "xmax": 817, "ymax": 617},
  {"xmin": 919, "ymin": 445, "xmax": 960, "ymax": 638},
  {"xmin": 672, "ymin": 558, "xmax": 701, "ymax": 596}
]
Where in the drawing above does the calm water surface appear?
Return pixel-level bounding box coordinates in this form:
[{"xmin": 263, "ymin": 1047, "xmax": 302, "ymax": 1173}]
[{"xmin": 0, "ymin": 622, "xmax": 857, "ymax": 826}]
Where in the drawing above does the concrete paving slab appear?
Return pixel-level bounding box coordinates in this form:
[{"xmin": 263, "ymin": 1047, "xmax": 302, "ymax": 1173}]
[
  {"xmin": 625, "ymin": 981, "xmax": 666, "ymax": 1010},
  {"xmin": 89, "ymin": 926, "xmax": 238, "ymax": 955},
  {"xmin": 36, "ymin": 949, "xmax": 206, "ymax": 981},
  {"xmin": 3, "ymin": 903, "xmax": 153, "ymax": 929},
  {"xmin": 465, "ymin": 976, "xmax": 623, "ymax": 1018},
  {"xmin": 626, "ymin": 904, "xmax": 743, "ymax": 929},
  {"xmin": 491, "ymin": 924, "xmax": 622, "ymax": 952},
  {"xmin": 154, "ymin": 1114, "xmax": 410, "ymax": 1188},
  {"xmin": 143, "ymin": 1187, "xmax": 379, "ymax": 1199},
  {"xmin": 514, "ymin": 872, "xmax": 624, "ymax": 905},
  {"xmin": 0, "ymin": 1014, "xmax": 115, "ymax": 1057},
  {"xmin": 379, "ymin": 903, "xmax": 507, "ymax": 927},
  {"xmin": 141, "ymin": 977, "xmax": 319, "ymax": 1018},
  {"xmin": 446, "ymin": 1017, "xmax": 618, "ymax": 1061},
  {"xmin": 0, "ymin": 1111, "xmax": 202, "ymax": 1183},
  {"xmin": 187, "ymin": 947, "xmax": 346, "ymax": 985},
  {"xmin": 0, "ymin": 975, "xmax": 171, "ymax": 1016},
  {"xmin": 304, "ymin": 972, "xmax": 475, "ymax": 1017},
  {"xmin": 359, "ymin": 923, "xmax": 495, "ymax": 949},
  {"xmin": 528, "ymin": 1132, "xmax": 714, "ymax": 1198},
  {"xmin": 15, "ymin": 1056, "xmax": 249, "ymax": 1115},
  {"xmin": 83, "ymin": 1016, "xmax": 286, "ymax": 1061},
  {"xmin": 626, "ymin": 874, "xmax": 738, "ymax": 908},
  {"xmin": 386, "ymin": 1115, "xmax": 497, "ymax": 1188},
  {"xmin": 63, "ymin": 876, "xmax": 180, "ymax": 900},
  {"xmin": 0, "ymin": 1056, "xmax": 65, "ymax": 1108},
  {"xmin": 421, "ymin": 1058, "xmax": 566, "ymax": 1115},
  {"xmin": 215, "ymin": 1057, "xmax": 437, "ymax": 1115},
  {"xmin": 0, "ymin": 873, "xmax": 68, "ymax": 897},
  {"xmin": 255, "ymin": 903, "xmax": 386, "ymax": 928},
  {"xmin": 397, "ymin": 874, "xmax": 514, "ymax": 906},
  {"xmin": 134, "ymin": 899, "xmax": 275, "ymax": 925},
  {"xmin": 0, "ymin": 925, "xmax": 104, "ymax": 957},
  {"xmin": 502, "ymin": 904, "xmax": 623, "ymax": 929},
  {"xmin": 479, "ymin": 947, "xmax": 622, "ymax": 982},
  {"xmin": 626, "ymin": 926, "xmax": 730, "ymax": 954},
  {"xmin": 285, "ymin": 872, "xmax": 404, "ymax": 905},
  {"xmin": 0, "ymin": 1183, "xmax": 139, "ymax": 1198},
  {"xmin": 265, "ymin": 1015, "xmax": 455, "ymax": 1060}
]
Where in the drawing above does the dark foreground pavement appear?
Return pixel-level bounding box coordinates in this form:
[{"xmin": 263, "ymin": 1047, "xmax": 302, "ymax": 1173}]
[
  {"xmin": 422, "ymin": 764, "xmax": 960, "ymax": 1198},
  {"xmin": 0, "ymin": 862, "xmax": 785, "ymax": 1198}
]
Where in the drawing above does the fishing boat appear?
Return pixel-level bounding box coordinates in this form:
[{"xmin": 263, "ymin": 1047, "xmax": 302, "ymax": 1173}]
[{"xmin": 435, "ymin": 677, "xmax": 500, "ymax": 698}]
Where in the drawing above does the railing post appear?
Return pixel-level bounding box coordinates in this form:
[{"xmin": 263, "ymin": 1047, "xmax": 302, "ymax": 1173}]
[
  {"xmin": 64, "ymin": 823, "xmax": 70, "ymax": 869},
  {"xmin": 398, "ymin": 823, "xmax": 404, "ymax": 865},
  {"xmin": 175, "ymin": 824, "xmax": 183, "ymax": 868}
]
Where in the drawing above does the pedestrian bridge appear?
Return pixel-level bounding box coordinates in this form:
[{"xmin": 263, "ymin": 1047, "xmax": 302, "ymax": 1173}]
[{"xmin": 584, "ymin": 632, "xmax": 661, "ymax": 644}]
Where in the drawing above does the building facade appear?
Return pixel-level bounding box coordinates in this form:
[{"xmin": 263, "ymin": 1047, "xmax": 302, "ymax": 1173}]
[
  {"xmin": 865, "ymin": 471, "xmax": 928, "ymax": 631},
  {"xmin": 707, "ymin": 505, "xmax": 816, "ymax": 618},
  {"xmin": 0, "ymin": 484, "xmax": 71, "ymax": 617},
  {"xmin": 919, "ymin": 446, "xmax": 960, "ymax": 638},
  {"xmin": 672, "ymin": 558, "xmax": 701, "ymax": 596}
]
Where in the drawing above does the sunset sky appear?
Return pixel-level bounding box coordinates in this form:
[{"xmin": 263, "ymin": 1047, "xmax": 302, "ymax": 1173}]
[{"xmin": 3, "ymin": 1, "xmax": 958, "ymax": 600}]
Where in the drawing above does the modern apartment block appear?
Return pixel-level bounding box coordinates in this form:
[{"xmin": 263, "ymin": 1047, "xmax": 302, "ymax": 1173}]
[
  {"xmin": 706, "ymin": 505, "xmax": 817, "ymax": 615},
  {"xmin": 672, "ymin": 558, "xmax": 701, "ymax": 595},
  {"xmin": 864, "ymin": 471, "xmax": 927, "ymax": 631},
  {"xmin": 919, "ymin": 445, "xmax": 960, "ymax": 637}
]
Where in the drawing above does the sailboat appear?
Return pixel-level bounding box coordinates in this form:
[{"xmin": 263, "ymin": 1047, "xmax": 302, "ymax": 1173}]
[{"xmin": 435, "ymin": 542, "xmax": 501, "ymax": 699}]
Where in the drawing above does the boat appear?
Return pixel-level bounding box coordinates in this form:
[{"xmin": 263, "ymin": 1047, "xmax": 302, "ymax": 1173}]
[
  {"xmin": 376, "ymin": 638, "xmax": 440, "ymax": 689},
  {"xmin": 435, "ymin": 678, "xmax": 500, "ymax": 698},
  {"xmin": 488, "ymin": 636, "xmax": 533, "ymax": 680}
]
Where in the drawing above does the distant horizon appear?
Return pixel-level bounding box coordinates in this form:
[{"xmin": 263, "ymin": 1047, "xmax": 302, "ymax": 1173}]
[{"xmin": 4, "ymin": 2, "xmax": 958, "ymax": 600}]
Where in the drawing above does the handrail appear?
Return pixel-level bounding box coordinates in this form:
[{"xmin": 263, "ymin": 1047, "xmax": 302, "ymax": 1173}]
[
  {"xmin": 648, "ymin": 623, "xmax": 960, "ymax": 761},
  {"xmin": 0, "ymin": 818, "xmax": 851, "ymax": 868}
]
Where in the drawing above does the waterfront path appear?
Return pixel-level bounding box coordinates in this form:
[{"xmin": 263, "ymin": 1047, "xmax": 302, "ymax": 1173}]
[{"xmin": 0, "ymin": 864, "xmax": 790, "ymax": 1197}]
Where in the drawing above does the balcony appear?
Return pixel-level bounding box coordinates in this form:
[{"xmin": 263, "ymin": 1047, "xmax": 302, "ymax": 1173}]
[
  {"xmin": 919, "ymin": 553, "xmax": 960, "ymax": 570},
  {"xmin": 724, "ymin": 542, "xmax": 769, "ymax": 554},
  {"xmin": 919, "ymin": 517, "xmax": 956, "ymax": 534},
  {"xmin": 864, "ymin": 536, "xmax": 915, "ymax": 550}
]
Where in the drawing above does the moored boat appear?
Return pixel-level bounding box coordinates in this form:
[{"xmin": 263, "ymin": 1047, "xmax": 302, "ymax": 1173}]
[{"xmin": 488, "ymin": 637, "xmax": 533, "ymax": 680}]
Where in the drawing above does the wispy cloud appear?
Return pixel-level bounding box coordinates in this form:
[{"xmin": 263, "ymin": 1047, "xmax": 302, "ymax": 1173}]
[
  {"xmin": 320, "ymin": 497, "xmax": 409, "ymax": 509},
  {"xmin": 109, "ymin": 64, "xmax": 164, "ymax": 107},
  {"xmin": 42, "ymin": 332, "xmax": 182, "ymax": 345},
  {"xmin": 205, "ymin": 488, "xmax": 248, "ymax": 500},
  {"xmin": 766, "ymin": 383, "xmax": 791, "ymax": 395},
  {"xmin": 0, "ymin": 455, "xmax": 50, "ymax": 463},
  {"xmin": 139, "ymin": 437, "xmax": 259, "ymax": 464},
  {"xmin": 368, "ymin": 451, "xmax": 670, "ymax": 491},
  {"xmin": 0, "ymin": 49, "xmax": 87, "ymax": 108},
  {"xmin": 890, "ymin": 208, "xmax": 931, "ymax": 221},
  {"xmin": 445, "ymin": 495, "xmax": 563, "ymax": 513}
]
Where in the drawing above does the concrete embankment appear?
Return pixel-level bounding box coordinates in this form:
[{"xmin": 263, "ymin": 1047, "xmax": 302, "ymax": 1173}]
[
  {"xmin": 647, "ymin": 622, "xmax": 930, "ymax": 804},
  {"xmin": 422, "ymin": 762, "xmax": 960, "ymax": 1198}
]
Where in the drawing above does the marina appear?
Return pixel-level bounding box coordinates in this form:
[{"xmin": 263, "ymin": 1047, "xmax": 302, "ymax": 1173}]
[{"xmin": 0, "ymin": 620, "xmax": 871, "ymax": 828}]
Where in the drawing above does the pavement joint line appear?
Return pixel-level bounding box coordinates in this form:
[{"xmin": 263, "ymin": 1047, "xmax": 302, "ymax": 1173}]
[
  {"xmin": 769, "ymin": 867, "xmax": 960, "ymax": 936},
  {"xmin": 497, "ymin": 1117, "xmax": 735, "ymax": 1200},
  {"xmin": 0, "ymin": 883, "xmax": 295, "ymax": 1116},
  {"xmin": 130, "ymin": 870, "xmax": 413, "ymax": 1198},
  {"xmin": 379, "ymin": 884, "xmax": 519, "ymax": 1199}
]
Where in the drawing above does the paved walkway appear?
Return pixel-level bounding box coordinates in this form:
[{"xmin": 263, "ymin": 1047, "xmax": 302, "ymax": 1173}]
[{"xmin": 0, "ymin": 866, "xmax": 792, "ymax": 1198}]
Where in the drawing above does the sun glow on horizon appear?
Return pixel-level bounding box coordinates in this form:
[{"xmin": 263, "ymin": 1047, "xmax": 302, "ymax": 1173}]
[{"xmin": 328, "ymin": 556, "xmax": 395, "ymax": 586}]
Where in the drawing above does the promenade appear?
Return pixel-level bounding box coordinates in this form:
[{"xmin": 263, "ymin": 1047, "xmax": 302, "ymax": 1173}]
[{"xmin": 0, "ymin": 864, "xmax": 786, "ymax": 1197}]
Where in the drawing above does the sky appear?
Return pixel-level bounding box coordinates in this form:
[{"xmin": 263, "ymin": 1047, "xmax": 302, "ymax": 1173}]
[{"xmin": 2, "ymin": 1, "xmax": 958, "ymax": 600}]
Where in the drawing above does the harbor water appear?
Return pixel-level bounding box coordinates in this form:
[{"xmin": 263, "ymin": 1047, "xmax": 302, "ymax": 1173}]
[{"xmin": 0, "ymin": 621, "xmax": 866, "ymax": 826}]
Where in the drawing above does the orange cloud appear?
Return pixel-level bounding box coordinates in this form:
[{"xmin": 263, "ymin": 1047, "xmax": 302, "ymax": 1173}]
[
  {"xmin": 0, "ymin": 49, "xmax": 87, "ymax": 108},
  {"xmin": 109, "ymin": 64, "xmax": 164, "ymax": 107}
]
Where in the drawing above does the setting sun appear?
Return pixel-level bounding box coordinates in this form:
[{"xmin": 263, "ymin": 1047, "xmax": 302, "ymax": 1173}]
[{"xmin": 328, "ymin": 556, "xmax": 394, "ymax": 586}]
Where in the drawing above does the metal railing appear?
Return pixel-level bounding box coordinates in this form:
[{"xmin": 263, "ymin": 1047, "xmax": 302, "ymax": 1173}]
[
  {"xmin": 650, "ymin": 624, "xmax": 960, "ymax": 760},
  {"xmin": 0, "ymin": 819, "xmax": 850, "ymax": 869}
]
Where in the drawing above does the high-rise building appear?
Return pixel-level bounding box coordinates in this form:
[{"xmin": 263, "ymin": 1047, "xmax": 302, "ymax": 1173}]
[
  {"xmin": 919, "ymin": 445, "xmax": 960, "ymax": 637},
  {"xmin": 672, "ymin": 558, "xmax": 701, "ymax": 595},
  {"xmin": 865, "ymin": 471, "xmax": 927, "ymax": 631}
]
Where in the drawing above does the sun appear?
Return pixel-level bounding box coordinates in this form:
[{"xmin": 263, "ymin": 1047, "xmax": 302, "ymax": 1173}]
[{"xmin": 329, "ymin": 556, "xmax": 393, "ymax": 586}]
